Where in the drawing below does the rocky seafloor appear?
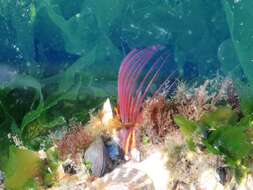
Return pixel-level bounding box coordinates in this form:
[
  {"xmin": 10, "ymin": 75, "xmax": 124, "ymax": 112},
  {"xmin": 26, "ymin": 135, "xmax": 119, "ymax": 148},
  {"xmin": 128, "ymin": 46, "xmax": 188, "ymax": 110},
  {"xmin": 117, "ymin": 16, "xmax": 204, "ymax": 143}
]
[
  {"xmin": 2, "ymin": 78, "xmax": 253, "ymax": 190},
  {"xmin": 37, "ymin": 130, "xmax": 253, "ymax": 190}
]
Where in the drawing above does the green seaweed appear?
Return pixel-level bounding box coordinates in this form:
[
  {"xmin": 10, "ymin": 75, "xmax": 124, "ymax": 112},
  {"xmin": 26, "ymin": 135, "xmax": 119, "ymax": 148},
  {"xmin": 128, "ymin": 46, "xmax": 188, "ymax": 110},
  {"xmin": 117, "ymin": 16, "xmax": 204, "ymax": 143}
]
[
  {"xmin": 4, "ymin": 146, "xmax": 62, "ymax": 189},
  {"xmin": 4, "ymin": 146, "xmax": 42, "ymax": 190},
  {"xmin": 174, "ymin": 115, "xmax": 198, "ymax": 150},
  {"xmin": 84, "ymin": 160, "xmax": 93, "ymax": 176},
  {"xmin": 22, "ymin": 116, "xmax": 66, "ymax": 149},
  {"xmin": 222, "ymin": 0, "xmax": 253, "ymax": 84},
  {"xmin": 206, "ymin": 126, "xmax": 252, "ymax": 160},
  {"xmin": 200, "ymin": 106, "xmax": 238, "ymax": 128},
  {"xmin": 119, "ymin": 0, "xmax": 228, "ymax": 76},
  {"xmin": 35, "ymin": 0, "xmax": 122, "ymax": 103},
  {"xmin": 174, "ymin": 107, "xmax": 253, "ymax": 180},
  {"xmin": 174, "ymin": 115, "xmax": 197, "ymax": 137},
  {"xmin": 38, "ymin": 0, "xmax": 123, "ymax": 55},
  {"xmin": 23, "ymin": 179, "xmax": 40, "ymax": 190},
  {"xmin": 219, "ymin": 0, "xmax": 253, "ymax": 114},
  {"xmin": 42, "ymin": 147, "xmax": 61, "ymax": 187},
  {"xmin": 2, "ymin": 75, "xmax": 62, "ymax": 134}
]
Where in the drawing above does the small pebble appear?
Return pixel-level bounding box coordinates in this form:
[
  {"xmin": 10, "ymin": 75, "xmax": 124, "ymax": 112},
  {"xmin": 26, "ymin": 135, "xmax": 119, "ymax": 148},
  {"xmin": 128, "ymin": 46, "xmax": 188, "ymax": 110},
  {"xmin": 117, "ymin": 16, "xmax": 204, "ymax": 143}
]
[
  {"xmin": 63, "ymin": 159, "xmax": 78, "ymax": 175},
  {"xmin": 216, "ymin": 167, "xmax": 232, "ymax": 185}
]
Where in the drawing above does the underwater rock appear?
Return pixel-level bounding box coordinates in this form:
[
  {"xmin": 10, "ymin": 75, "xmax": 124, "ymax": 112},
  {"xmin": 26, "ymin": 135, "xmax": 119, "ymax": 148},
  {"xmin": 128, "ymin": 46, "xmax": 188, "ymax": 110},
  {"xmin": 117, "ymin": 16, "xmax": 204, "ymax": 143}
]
[
  {"xmin": 165, "ymin": 131, "xmax": 226, "ymax": 189},
  {"xmin": 87, "ymin": 145, "xmax": 169, "ymax": 190},
  {"xmin": 87, "ymin": 166, "xmax": 155, "ymax": 190},
  {"xmin": 54, "ymin": 136, "xmax": 253, "ymax": 190},
  {"xmin": 216, "ymin": 167, "xmax": 232, "ymax": 185},
  {"xmin": 198, "ymin": 168, "xmax": 224, "ymax": 190},
  {"xmin": 172, "ymin": 181, "xmax": 190, "ymax": 190},
  {"xmin": 237, "ymin": 175, "xmax": 253, "ymax": 190},
  {"xmin": 48, "ymin": 171, "xmax": 90, "ymax": 190},
  {"xmin": 63, "ymin": 159, "xmax": 78, "ymax": 175},
  {"xmin": 84, "ymin": 136, "xmax": 112, "ymax": 177},
  {"xmin": 48, "ymin": 154, "xmax": 90, "ymax": 190}
]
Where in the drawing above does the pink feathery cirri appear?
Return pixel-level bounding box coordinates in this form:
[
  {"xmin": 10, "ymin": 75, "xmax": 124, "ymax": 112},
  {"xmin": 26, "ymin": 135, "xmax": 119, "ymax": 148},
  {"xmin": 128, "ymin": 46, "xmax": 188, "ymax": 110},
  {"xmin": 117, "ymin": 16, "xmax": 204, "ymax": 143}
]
[{"xmin": 117, "ymin": 45, "xmax": 173, "ymax": 160}]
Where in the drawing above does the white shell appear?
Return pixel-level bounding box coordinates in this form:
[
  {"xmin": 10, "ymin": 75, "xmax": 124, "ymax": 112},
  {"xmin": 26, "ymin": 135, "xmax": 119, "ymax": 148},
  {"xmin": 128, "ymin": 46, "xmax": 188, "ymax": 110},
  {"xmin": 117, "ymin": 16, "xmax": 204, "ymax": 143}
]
[{"xmin": 102, "ymin": 98, "xmax": 113, "ymax": 127}]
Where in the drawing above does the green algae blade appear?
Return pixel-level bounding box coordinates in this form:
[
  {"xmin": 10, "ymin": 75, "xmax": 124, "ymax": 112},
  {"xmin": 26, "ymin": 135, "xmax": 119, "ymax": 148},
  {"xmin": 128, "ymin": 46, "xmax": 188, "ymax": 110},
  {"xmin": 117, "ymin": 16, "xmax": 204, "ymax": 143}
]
[{"xmin": 4, "ymin": 146, "xmax": 42, "ymax": 190}]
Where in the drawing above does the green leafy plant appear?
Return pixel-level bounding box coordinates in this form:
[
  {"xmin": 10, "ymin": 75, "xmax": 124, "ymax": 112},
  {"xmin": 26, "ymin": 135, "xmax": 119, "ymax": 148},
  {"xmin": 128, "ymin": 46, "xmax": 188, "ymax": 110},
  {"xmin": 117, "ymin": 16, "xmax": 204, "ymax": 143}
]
[
  {"xmin": 4, "ymin": 146, "xmax": 42, "ymax": 190},
  {"xmin": 142, "ymin": 135, "xmax": 150, "ymax": 145},
  {"xmin": 84, "ymin": 160, "xmax": 93, "ymax": 175},
  {"xmin": 200, "ymin": 106, "xmax": 238, "ymax": 128},
  {"xmin": 22, "ymin": 116, "xmax": 66, "ymax": 149},
  {"xmin": 219, "ymin": 0, "xmax": 253, "ymax": 114},
  {"xmin": 174, "ymin": 115, "xmax": 198, "ymax": 151},
  {"xmin": 174, "ymin": 107, "xmax": 253, "ymax": 180},
  {"xmin": 4, "ymin": 145, "xmax": 63, "ymax": 189},
  {"xmin": 42, "ymin": 147, "xmax": 61, "ymax": 187},
  {"xmin": 174, "ymin": 115, "xmax": 197, "ymax": 137}
]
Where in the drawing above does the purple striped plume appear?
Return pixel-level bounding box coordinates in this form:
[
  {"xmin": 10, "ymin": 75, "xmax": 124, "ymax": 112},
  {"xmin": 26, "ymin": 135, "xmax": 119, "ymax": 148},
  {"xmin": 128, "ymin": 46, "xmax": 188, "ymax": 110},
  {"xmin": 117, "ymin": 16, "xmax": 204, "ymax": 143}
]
[{"xmin": 117, "ymin": 45, "xmax": 171, "ymax": 125}]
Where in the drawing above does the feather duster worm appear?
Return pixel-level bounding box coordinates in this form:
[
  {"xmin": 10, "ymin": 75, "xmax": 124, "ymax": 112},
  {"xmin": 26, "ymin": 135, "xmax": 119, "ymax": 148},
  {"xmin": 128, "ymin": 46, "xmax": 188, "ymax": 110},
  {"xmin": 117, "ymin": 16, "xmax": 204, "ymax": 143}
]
[{"xmin": 117, "ymin": 45, "xmax": 172, "ymax": 160}]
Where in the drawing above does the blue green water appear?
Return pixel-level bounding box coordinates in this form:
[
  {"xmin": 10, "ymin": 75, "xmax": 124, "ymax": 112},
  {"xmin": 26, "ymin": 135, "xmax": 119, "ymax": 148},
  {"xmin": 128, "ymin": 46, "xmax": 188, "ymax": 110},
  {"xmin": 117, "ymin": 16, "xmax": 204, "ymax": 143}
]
[{"xmin": 0, "ymin": 0, "xmax": 253, "ymax": 171}]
